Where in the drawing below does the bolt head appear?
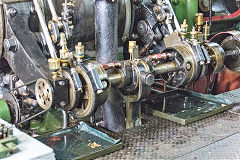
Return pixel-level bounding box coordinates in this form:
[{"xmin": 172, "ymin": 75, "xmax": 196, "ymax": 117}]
[
  {"xmin": 8, "ymin": 8, "xmax": 17, "ymax": 17},
  {"xmin": 199, "ymin": 61, "xmax": 205, "ymax": 65},
  {"xmin": 59, "ymin": 81, "xmax": 65, "ymax": 86},
  {"xmin": 186, "ymin": 62, "xmax": 192, "ymax": 71},
  {"xmin": 102, "ymin": 81, "xmax": 108, "ymax": 90},
  {"xmin": 12, "ymin": 76, "xmax": 19, "ymax": 82},
  {"xmin": 4, "ymin": 38, "xmax": 17, "ymax": 52},
  {"xmin": 60, "ymin": 101, "xmax": 67, "ymax": 107},
  {"xmin": 96, "ymin": 90, "xmax": 103, "ymax": 94},
  {"xmin": 13, "ymin": 90, "xmax": 18, "ymax": 95},
  {"xmin": 145, "ymin": 74, "xmax": 155, "ymax": 86},
  {"xmin": 153, "ymin": 6, "xmax": 159, "ymax": 13},
  {"xmin": 157, "ymin": 14, "xmax": 164, "ymax": 21},
  {"xmin": 137, "ymin": 21, "xmax": 148, "ymax": 36}
]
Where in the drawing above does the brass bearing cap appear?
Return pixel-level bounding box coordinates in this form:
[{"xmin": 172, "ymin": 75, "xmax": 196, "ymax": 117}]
[
  {"xmin": 204, "ymin": 42, "xmax": 225, "ymax": 75},
  {"xmin": 48, "ymin": 58, "xmax": 61, "ymax": 72}
]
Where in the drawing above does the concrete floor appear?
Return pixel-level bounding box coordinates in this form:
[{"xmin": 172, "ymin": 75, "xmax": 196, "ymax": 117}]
[
  {"xmin": 99, "ymin": 87, "xmax": 240, "ymax": 160},
  {"xmin": 99, "ymin": 106, "xmax": 240, "ymax": 159},
  {"xmin": 177, "ymin": 132, "xmax": 240, "ymax": 160}
]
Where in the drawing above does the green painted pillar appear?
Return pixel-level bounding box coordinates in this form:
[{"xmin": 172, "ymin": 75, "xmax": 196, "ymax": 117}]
[
  {"xmin": 0, "ymin": 100, "xmax": 11, "ymax": 123},
  {"xmin": 171, "ymin": 0, "xmax": 198, "ymax": 31}
]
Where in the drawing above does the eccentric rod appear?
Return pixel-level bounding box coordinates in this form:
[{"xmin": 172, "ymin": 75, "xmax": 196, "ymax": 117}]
[
  {"xmin": 46, "ymin": 0, "xmax": 59, "ymax": 20},
  {"xmin": 33, "ymin": 0, "xmax": 57, "ymax": 58}
]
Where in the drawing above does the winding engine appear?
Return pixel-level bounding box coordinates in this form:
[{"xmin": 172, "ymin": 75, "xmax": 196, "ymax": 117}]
[{"xmin": 0, "ymin": 0, "xmax": 239, "ymax": 134}]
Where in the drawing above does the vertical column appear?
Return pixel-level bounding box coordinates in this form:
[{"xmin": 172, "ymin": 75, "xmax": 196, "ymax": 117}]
[
  {"xmin": 95, "ymin": 0, "xmax": 126, "ymax": 132},
  {"xmin": 126, "ymin": 102, "xmax": 141, "ymax": 129}
]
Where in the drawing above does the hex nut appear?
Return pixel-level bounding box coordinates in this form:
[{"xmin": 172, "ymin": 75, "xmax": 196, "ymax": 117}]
[{"xmin": 4, "ymin": 38, "xmax": 18, "ymax": 52}]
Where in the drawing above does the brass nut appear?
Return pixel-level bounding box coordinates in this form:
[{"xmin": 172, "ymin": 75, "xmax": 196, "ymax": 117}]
[
  {"xmin": 153, "ymin": 6, "xmax": 159, "ymax": 13},
  {"xmin": 48, "ymin": 23, "xmax": 52, "ymax": 31},
  {"xmin": 51, "ymin": 35, "xmax": 55, "ymax": 42},
  {"xmin": 186, "ymin": 62, "xmax": 192, "ymax": 71}
]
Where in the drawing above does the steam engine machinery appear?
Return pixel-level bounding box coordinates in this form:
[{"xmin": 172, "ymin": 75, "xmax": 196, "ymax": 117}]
[{"xmin": 0, "ymin": 0, "xmax": 239, "ymax": 143}]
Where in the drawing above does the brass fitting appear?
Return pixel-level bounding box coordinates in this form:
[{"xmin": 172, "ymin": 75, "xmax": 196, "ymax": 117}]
[
  {"xmin": 59, "ymin": 33, "xmax": 69, "ymax": 67},
  {"xmin": 190, "ymin": 27, "xmax": 198, "ymax": 41},
  {"xmin": 153, "ymin": 5, "xmax": 159, "ymax": 13},
  {"xmin": 75, "ymin": 42, "xmax": 85, "ymax": 62},
  {"xmin": 197, "ymin": 32, "xmax": 204, "ymax": 44},
  {"xmin": 203, "ymin": 22, "xmax": 210, "ymax": 41},
  {"xmin": 48, "ymin": 58, "xmax": 61, "ymax": 79},
  {"xmin": 129, "ymin": 41, "xmax": 136, "ymax": 54},
  {"xmin": 59, "ymin": 33, "xmax": 67, "ymax": 47},
  {"xmin": 129, "ymin": 41, "xmax": 137, "ymax": 60},
  {"xmin": 196, "ymin": 13, "xmax": 203, "ymax": 32},
  {"xmin": 60, "ymin": 46, "xmax": 69, "ymax": 67},
  {"xmin": 180, "ymin": 19, "xmax": 188, "ymax": 39},
  {"xmin": 196, "ymin": 13, "xmax": 203, "ymax": 26}
]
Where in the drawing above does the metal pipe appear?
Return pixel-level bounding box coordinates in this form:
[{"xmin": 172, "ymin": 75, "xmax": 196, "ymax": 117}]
[
  {"xmin": 162, "ymin": 82, "xmax": 166, "ymax": 112},
  {"xmin": 154, "ymin": 82, "xmax": 178, "ymax": 90},
  {"xmin": 122, "ymin": 0, "xmax": 131, "ymax": 42},
  {"xmin": 33, "ymin": 0, "xmax": 57, "ymax": 58},
  {"xmin": 61, "ymin": 110, "xmax": 68, "ymax": 129},
  {"xmin": 96, "ymin": 0, "xmax": 118, "ymax": 63},
  {"xmin": 95, "ymin": 0, "xmax": 126, "ymax": 132},
  {"xmin": 46, "ymin": 0, "xmax": 58, "ymax": 20},
  {"xmin": 209, "ymin": 0, "xmax": 213, "ymax": 27},
  {"xmin": 17, "ymin": 109, "xmax": 49, "ymax": 125},
  {"xmin": 154, "ymin": 61, "xmax": 178, "ymax": 75}
]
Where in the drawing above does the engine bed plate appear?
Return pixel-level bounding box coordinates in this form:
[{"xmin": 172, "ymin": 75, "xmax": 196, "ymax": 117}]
[
  {"xmin": 37, "ymin": 122, "xmax": 122, "ymax": 160},
  {"xmin": 144, "ymin": 89, "xmax": 235, "ymax": 125}
]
